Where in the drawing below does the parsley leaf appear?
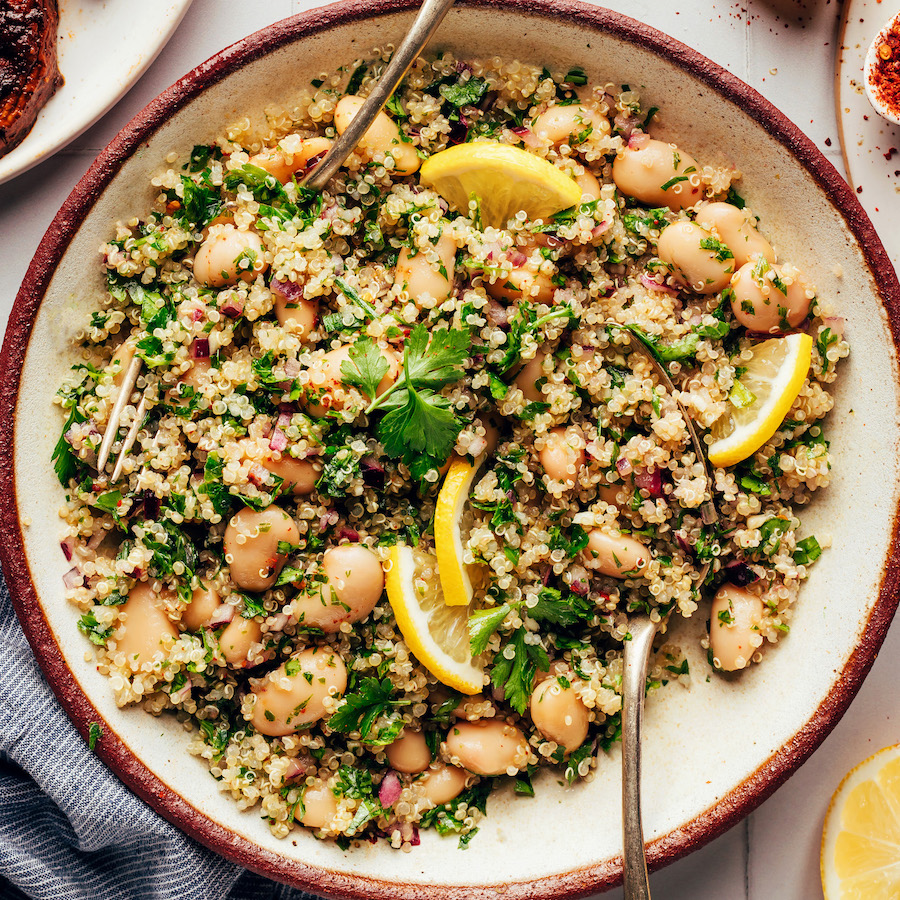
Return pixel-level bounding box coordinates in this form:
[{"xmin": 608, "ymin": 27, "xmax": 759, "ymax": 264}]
[
  {"xmin": 52, "ymin": 406, "xmax": 87, "ymax": 486},
  {"xmin": 793, "ymin": 535, "xmax": 822, "ymax": 565},
  {"xmin": 489, "ymin": 628, "xmax": 549, "ymax": 714},
  {"xmin": 328, "ymin": 676, "xmax": 413, "ymax": 745},
  {"xmin": 469, "ymin": 604, "xmax": 513, "ymax": 655},
  {"xmin": 439, "ymin": 76, "xmax": 490, "ymax": 108},
  {"xmin": 340, "ymin": 337, "xmax": 390, "ymax": 401}
]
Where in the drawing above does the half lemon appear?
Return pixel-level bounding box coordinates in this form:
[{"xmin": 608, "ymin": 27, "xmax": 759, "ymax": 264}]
[
  {"xmin": 385, "ymin": 543, "xmax": 484, "ymax": 695},
  {"xmin": 419, "ymin": 141, "xmax": 582, "ymax": 229},
  {"xmin": 707, "ymin": 332, "xmax": 812, "ymax": 468},
  {"xmin": 821, "ymin": 743, "xmax": 900, "ymax": 899}
]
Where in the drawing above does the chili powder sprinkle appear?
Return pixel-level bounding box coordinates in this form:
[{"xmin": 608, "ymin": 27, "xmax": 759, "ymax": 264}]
[{"xmin": 871, "ymin": 25, "xmax": 900, "ymax": 111}]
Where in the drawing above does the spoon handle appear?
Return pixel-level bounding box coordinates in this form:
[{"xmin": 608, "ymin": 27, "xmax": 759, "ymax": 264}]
[
  {"xmin": 301, "ymin": 0, "xmax": 456, "ymax": 190},
  {"xmin": 622, "ymin": 615, "xmax": 659, "ymax": 900}
]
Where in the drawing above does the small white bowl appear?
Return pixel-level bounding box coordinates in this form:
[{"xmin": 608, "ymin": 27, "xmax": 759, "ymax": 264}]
[{"xmin": 864, "ymin": 9, "xmax": 900, "ymax": 124}]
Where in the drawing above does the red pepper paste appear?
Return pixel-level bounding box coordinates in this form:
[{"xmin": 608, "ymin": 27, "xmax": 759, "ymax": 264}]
[{"xmin": 871, "ymin": 24, "xmax": 900, "ymax": 111}]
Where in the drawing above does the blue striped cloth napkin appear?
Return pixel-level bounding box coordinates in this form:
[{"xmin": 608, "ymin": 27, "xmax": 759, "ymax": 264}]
[{"xmin": 0, "ymin": 568, "xmax": 320, "ymax": 900}]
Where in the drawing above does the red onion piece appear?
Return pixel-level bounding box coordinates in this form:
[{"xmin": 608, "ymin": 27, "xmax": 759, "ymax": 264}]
[
  {"xmin": 485, "ymin": 298, "xmax": 509, "ymax": 328},
  {"xmin": 338, "ymin": 526, "xmax": 360, "ymax": 543},
  {"xmin": 62, "ymin": 567, "xmax": 84, "ymax": 589},
  {"xmin": 283, "ymin": 758, "xmax": 308, "ymax": 782},
  {"xmin": 408, "ymin": 825, "xmax": 420, "ymax": 847},
  {"xmin": 60, "ymin": 538, "xmax": 74, "ymax": 562},
  {"xmin": 591, "ymin": 221, "xmax": 612, "ymax": 240},
  {"xmin": 633, "ymin": 467, "xmax": 663, "ymax": 499},
  {"xmin": 319, "ymin": 510, "xmax": 339, "ymax": 530},
  {"xmin": 675, "ymin": 530, "xmax": 693, "ymax": 556},
  {"xmin": 520, "ymin": 129, "xmax": 542, "ymax": 150},
  {"xmin": 361, "ymin": 456, "xmax": 385, "ymax": 487},
  {"xmin": 301, "ymin": 151, "xmax": 327, "ymax": 174},
  {"xmin": 269, "ymin": 613, "xmax": 290, "ymax": 631},
  {"xmin": 219, "ymin": 297, "xmax": 244, "ymax": 318},
  {"xmin": 87, "ymin": 530, "xmax": 106, "ymax": 550},
  {"xmin": 616, "ymin": 457, "xmax": 633, "ymax": 477},
  {"xmin": 271, "ymin": 278, "xmax": 304, "ymax": 302},
  {"xmin": 169, "ymin": 682, "xmax": 192, "ymax": 705},
  {"xmin": 191, "ymin": 307, "xmax": 205, "ymax": 322},
  {"xmin": 283, "ymin": 358, "xmax": 302, "ymax": 379},
  {"xmin": 379, "ymin": 772, "xmax": 402, "ymax": 808},
  {"xmin": 626, "ymin": 129, "xmax": 650, "ymax": 150},
  {"xmin": 207, "ymin": 605, "xmax": 236, "ymax": 628},
  {"xmin": 640, "ymin": 273, "xmax": 678, "ymax": 295},
  {"xmin": 192, "ymin": 338, "xmax": 210, "ymax": 359},
  {"xmin": 248, "ymin": 463, "xmax": 270, "ymax": 487},
  {"xmin": 568, "ymin": 564, "xmax": 590, "ymax": 596},
  {"xmin": 507, "ymin": 249, "xmax": 528, "ymax": 268},
  {"xmin": 268, "ymin": 427, "xmax": 288, "ymax": 453},
  {"xmin": 725, "ymin": 560, "xmax": 759, "ymax": 587}
]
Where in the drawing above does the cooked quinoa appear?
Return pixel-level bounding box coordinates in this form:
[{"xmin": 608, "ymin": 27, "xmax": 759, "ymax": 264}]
[{"xmin": 52, "ymin": 52, "xmax": 849, "ymax": 849}]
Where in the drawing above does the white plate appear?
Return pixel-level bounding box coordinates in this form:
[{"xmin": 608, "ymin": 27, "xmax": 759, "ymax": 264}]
[
  {"xmin": 0, "ymin": 0, "xmax": 193, "ymax": 186},
  {"xmin": 836, "ymin": 0, "xmax": 900, "ymax": 270}
]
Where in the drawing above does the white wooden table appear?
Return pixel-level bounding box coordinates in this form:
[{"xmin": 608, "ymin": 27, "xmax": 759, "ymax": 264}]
[{"xmin": 0, "ymin": 1, "xmax": 894, "ymax": 897}]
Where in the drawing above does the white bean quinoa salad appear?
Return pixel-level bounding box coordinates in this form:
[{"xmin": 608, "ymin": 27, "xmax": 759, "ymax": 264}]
[{"xmin": 53, "ymin": 52, "xmax": 849, "ymax": 849}]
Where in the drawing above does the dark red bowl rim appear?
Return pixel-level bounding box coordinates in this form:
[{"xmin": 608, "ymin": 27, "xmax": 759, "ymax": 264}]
[{"xmin": 1, "ymin": 0, "xmax": 899, "ymax": 897}]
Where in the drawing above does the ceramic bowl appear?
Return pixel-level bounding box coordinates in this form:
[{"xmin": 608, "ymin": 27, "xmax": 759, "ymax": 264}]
[{"xmin": 2, "ymin": 1, "xmax": 900, "ymax": 896}]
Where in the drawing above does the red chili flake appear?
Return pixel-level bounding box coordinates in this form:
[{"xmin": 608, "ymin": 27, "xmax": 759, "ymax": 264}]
[{"xmin": 871, "ymin": 27, "xmax": 900, "ymax": 112}]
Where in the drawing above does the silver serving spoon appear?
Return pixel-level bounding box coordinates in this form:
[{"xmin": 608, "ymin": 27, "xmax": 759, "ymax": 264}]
[
  {"xmin": 301, "ymin": 0, "xmax": 456, "ymax": 190},
  {"xmin": 617, "ymin": 330, "xmax": 718, "ymax": 899},
  {"xmin": 99, "ymin": 0, "xmax": 456, "ymax": 479}
]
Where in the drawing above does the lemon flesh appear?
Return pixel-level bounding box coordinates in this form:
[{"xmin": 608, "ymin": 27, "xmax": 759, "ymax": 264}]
[
  {"xmin": 707, "ymin": 332, "xmax": 813, "ymax": 468},
  {"xmin": 419, "ymin": 141, "xmax": 583, "ymax": 229},
  {"xmin": 435, "ymin": 456, "xmax": 484, "ymax": 607},
  {"xmin": 385, "ymin": 544, "xmax": 484, "ymax": 694},
  {"xmin": 822, "ymin": 744, "xmax": 900, "ymax": 899}
]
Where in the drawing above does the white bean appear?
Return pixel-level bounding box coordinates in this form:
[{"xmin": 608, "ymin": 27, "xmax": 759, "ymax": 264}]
[
  {"xmin": 582, "ymin": 528, "xmax": 650, "ymax": 578},
  {"xmin": 515, "ymin": 349, "xmax": 549, "ymax": 403},
  {"xmin": 223, "ymin": 505, "xmax": 298, "ymax": 592},
  {"xmin": 530, "ymin": 677, "xmax": 590, "ymax": 752},
  {"xmin": 193, "ymin": 225, "xmax": 267, "ymax": 288},
  {"xmin": 574, "ymin": 169, "xmax": 602, "ymax": 201},
  {"xmin": 445, "ymin": 719, "xmax": 529, "ymax": 776},
  {"xmin": 657, "ymin": 221, "xmax": 734, "ymax": 294},
  {"xmin": 710, "ymin": 584, "xmax": 764, "ymax": 671},
  {"xmin": 292, "ymin": 544, "xmax": 385, "ymax": 633},
  {"xmin": 116, "ymin": 582, "xmax": 178, "ymax": 667},
  {"xmin": 271, "ymin": 282, "xmax": 318, "ymax": 341},
  {"xmin": 334, "ymin": 95, "xmax": 419, "ymax": 175},
  {"xmin": 695, "ymin": 201, "xmax": 775, "ymax": 268},
  {"xmin": 299, "ymin": 779, "xmax": 339, "ymax": 830},
  {"xmin": 218, "ymin": 615, "xmax": 263, "ymax": 666},
  {"xmin": 251, "ymin": 646, "xmax": 347, "ymax": 736},
  {"xmin": 533, "ymin": 103, "xmax": 610, "ymax": 145},
  {"xmin": 418, "ymin": 763, "xmax": 468, "ymax": 806},
  {"xmin": 249, "ymin": 135, "xmax": 333, "ymax": 184},
  {"xmin": 540, "ymin": 425, "xmax": 585, "ymax": 487},
  {"xmin": 485, "ymin": 255, "xmax": 555, "ymax": 304},
  {"xmin": 180, "ymin": 585, "xmax": 220, "ymax": 632},
  {"xmin": 395, "ymin": 230, "xmax": 457, "ymax": 303},
  {"xmin": 386, "ymin": 729, "xmax": 432, "ymax": 774},
  {"xmin": 612, "ymin": 139, "xmax": 702, "ymax": 210},
  {"xmin": 730, "ymin": 260, "xmax": 812, "ymax": 333}
]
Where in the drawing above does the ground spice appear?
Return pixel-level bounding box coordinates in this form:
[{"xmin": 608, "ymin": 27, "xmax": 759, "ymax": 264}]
[{"xmin": 872, "ymin": 25, "xmax": 900, "ymax": 111}]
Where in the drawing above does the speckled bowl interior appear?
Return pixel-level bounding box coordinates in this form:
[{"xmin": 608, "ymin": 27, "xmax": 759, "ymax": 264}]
[{"xmin": 2, "ymin": 1, "xmax": 900, "ymax": 897}]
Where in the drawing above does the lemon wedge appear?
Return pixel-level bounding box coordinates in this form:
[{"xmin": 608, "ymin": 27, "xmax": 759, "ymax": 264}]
[
  {"xmin": 385, "ymin": 543, "xmax": 483, "ymax": 694},
  {"xmin": 821, "ymin": 743, "xmax": 900, "ymax": 899},
  {"xmin": 419, "ymin": 141, "xmax": 582, "ymax": 228},
  {"xmin": 435, "ymin": 456, "xmax": 485, "ymax": 607},
  {"xmin": 707, "ymin": 332, "xmax": 812, "ymax": 468}
]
